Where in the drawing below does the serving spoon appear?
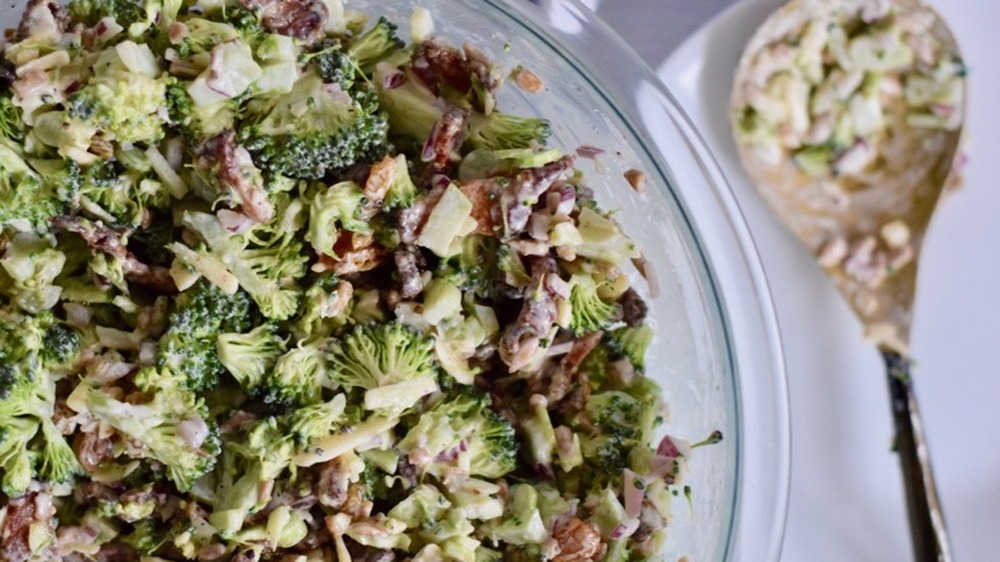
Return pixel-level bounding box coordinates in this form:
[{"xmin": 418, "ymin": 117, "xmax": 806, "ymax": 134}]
[{"xmin": 729, "ymin": 0, "xmax": 964, "ymax": 560}]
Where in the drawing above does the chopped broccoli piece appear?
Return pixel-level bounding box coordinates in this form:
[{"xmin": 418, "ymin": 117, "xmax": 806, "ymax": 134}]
[
  {"xmin": 305, "ymin": 40, "xmax": 357, "ymax": 91},
  {"xmin": 607, "ymin": 324, "xmax": 654, "ymax": 372},
  {"xmin": 326, "ymin": 318, "xmax": 440, "ymax": 413},
  {"xmin": 67, "ymin": 0, "xmax": 145, "ymax": 28},
  {"xmin": 239, "ymin": 72, "xmax": 390, "ymax": 180},
  {"xmin": 481, "ymin": 484, "xmax": 546, "ymax": 545},
  {"xmin": 306, "ymin": 180, "xmax": 371, "ymax": 257},
  {"xmin": 261, "ymin": 342, "xmax": 329, "ymax": 408},
  {"xmin": 41, "ymin": 323, "xmax": 82, "ymax": 369},
  {"xmin": 0, "ymin": 144, "xmax": 65, "ymax": 232},
  {"xmin": 219, "ymin": 5, "xmax": 264, "ymax": 43},
  {"xmin": 290, "ymin": 274, "xmax": 353, "ymax": 340},
  {"xmin": 327, "ymin": 321, "xmax": 437, "ymax": 391},
  {"xmin": 170, "ymin": 211, "xmax": 307, "ymax": 321},
  {"xmin": 122, "ymin": 519, "xmax": 167, "ymax": 557},
  {"xmin": 82, "ymin": 366, "xmax": 221, "ymax": 491},
  {"xmin": 0, "ymin": 310, "xmax": 82, "ymax": 495},
  {"xmin": 174, "ymin": 17, "xmax": 239, "ymax": 57},
  {"xmin": 398, "ymin": 390, "xmax": 518, "ymax": 478},
  {"xmin": 0, "ymin": 95, "xmax": 25, "ymax": 143},
  {"xmin": 0, "ymin": 232, "xmax": 66, "ymax": 314},
  {"xmin": 66, "ymin": 57, "xmax": 168, "ymax": 145},
  {"xmin": 464, "ymin": 112, "xmax": 551, "ymax": 151},
  {"xmin": 347, "ymin": 16, "xmax": 405, "ymax": 73},
  {"xmin": 217, "ymin": 323, "xmax": 287, "ymax": 392},
  {"xmin": 567, "ymin": 273, "xmax": 623, "ymax": 335},
  {"xmin": 157, "ymin": 278, "xmax": 255, "ymax": 392}
]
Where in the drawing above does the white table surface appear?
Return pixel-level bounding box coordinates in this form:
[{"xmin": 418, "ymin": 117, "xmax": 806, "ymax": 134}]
[{"xmin": 589, "ymin": 0, "xmax": 1000, "ymax": 560}]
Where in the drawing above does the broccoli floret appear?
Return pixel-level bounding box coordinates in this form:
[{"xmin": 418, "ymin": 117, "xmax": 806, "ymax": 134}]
[
  {"xmin": 66, "ymin": 61, "xmax": 168, "ymax": 145},
  {"xmin": 0, "ymin": 95, "xmax": 25, "ymax": 143},
  {"xmin": 327, "ymin": 321, "xmax": 437, "ymax": 391},
  {"xmin": 71, "ymin": 162, "xmax": 170, "ymax": 228},
  {"xmin": 398, "ymin": 390, "xmax": 518, "ymax": 478},
  {"xmin": 261, "ymin": 343, "xmax": 328, "ymax": 408},
  {"xmin": 67, "ymin": 0, "xmax": 145, "ymax": 28},
  {"xmin": 219, "ymin": 5, "xmax": 264, "ymax": 43},
  {"xmin": 122, "ymin": 519, "xmax": 167, "ymax": 557},
  {"xmin": 0, "ymin": 144, "xmax": 64, "ymax": 232},
  {"xmin": 239, "ymin": 72, "xmax": 390, "ymax": 180},
  {"xmin": 217, "ymin": 323, "xmax": 286, "ymax": 393},
  {"xmin": 174, "ymin": 17, "xmax": 239, "ymax": 57},
  {"xmin": 285, "ymin": 393, "xmax": 350, "ymax": 448},
  {"xmin": 0, "ymin": 232, "xmax": 66, "ymax": 314},
  {"xmin": 81, "ymin": 367, "xmax": 221, "ymax": 491},
  {"xmin": 157, "ymin": 278, "xmax": 255, "ymax": 392},
  {"xmin": 0, "ymin": 311, "xmax": 82, "ymax": 495},
  {"xmin": 211, "ymin": 396, "xmax": 349, "ymax": 536},
  {"xmin": 41, "ymin": 323, "xmax": 82, "ymax": 369},
  {"xmin": 165, "ymin": 78, "xmax": 240, "ymax": 140},
  {"xmin": 290, "ymin": 274, "xmax": 353, "ymax": 340},
  {"xmin": 306, "ymin": 180, "xmax": 371, "ymax": 257},
  {"xmin": 440, "ymin": 235, "xmax": 503, "ymax": 298},
  {"xmin": 210, "ymin": 419, "xmax": 289, "ymax": 537},
  {"xmin": 170, "ymin": 211, "xmax": 307, "ymax": 321},
  {"xmin": 305, "ymin": 40, "xmax": 357, "ymax": 91},
  {"xmin": 347, "ymin": 16, "xmax": 405, "ymax": 73},
  {"xmin": 567, "ymin": 274, "xmax": 623, "ymax": 335},
  {"xmin": 607, "ymin": 325, "xmax": 653, "ymax": 372},
  {"xmin": 464, "ymin": 112, "xmax": 551, "ymax": 152}
]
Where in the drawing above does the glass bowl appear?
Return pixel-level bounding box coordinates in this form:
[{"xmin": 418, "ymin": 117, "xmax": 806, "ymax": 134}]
[{"xmin": 0, "ymin": 0, "xmax": 789, "ymax": 559}]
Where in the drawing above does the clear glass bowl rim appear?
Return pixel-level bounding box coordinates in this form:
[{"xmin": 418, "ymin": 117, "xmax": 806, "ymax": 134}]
[{"xmin": 484, "ymin": 1, "xmax": 792, "ymax": 560}]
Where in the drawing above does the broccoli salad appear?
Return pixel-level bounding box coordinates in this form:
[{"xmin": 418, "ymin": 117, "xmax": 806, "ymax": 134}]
[
  {"xmin": 0, "ymin": 1, "xmax": 710, "ymax": 560},
  {"xmin": 733, "ymin": 0, "xmax": 965, "ymax": 179}
]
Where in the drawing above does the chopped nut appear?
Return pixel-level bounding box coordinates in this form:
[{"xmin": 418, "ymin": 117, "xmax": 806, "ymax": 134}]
[
  {"xmin": 624, "ymin": 168, "xmax": 647, "ymax": 193},
  {"xmin": 511, "ymin": 65, "xmax": 543, "ymax": 93}
]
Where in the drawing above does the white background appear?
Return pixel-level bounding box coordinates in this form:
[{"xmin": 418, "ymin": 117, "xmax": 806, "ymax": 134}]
[{"xmin": 590, "ymin": 0, "xmax": 1000, "ymax": 560}]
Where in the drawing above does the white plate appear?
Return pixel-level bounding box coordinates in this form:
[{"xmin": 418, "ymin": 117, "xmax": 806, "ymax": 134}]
[{"xmin": 658, "ymin": 1, "xmax": 1000, "ymax": 560}]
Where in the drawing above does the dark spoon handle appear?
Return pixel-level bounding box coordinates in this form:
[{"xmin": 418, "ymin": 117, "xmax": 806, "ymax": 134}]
[{"xmin": 882, "ymin": 350, "xmax": 953, "ymax": 562}]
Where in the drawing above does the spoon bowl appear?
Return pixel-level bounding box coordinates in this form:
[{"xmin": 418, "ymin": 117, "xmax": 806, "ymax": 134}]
[
  {"xmin": 731, "ymin": 0, "xmax": 964, "ymax": 351},
  {"xmin": 729, "ymin": 0, "xmax": 965, "ymax": 560}
]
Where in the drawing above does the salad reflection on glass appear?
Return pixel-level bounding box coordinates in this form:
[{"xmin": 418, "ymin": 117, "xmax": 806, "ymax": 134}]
[{"xmin": 0, "ymin": 0, "xmax": 711, "ymax": 560}]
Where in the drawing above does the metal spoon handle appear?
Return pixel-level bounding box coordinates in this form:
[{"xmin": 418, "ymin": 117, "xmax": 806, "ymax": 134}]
[{"xmin": 882, "ymin": 350, "xmax": 952, "ymax": 562}]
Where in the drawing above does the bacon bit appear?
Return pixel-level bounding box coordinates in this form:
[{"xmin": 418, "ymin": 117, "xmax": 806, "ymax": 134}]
[
  {"xmin": 49, "ymin": 216, "xmax": 177, "ymax": 293},
  {"xmin": 412, "ymin": 39, "xmax": 499, "ymax": 96},
  {"xmin": 314, "ymin": 245, "xmax": 387, "ymax": 275},
  {"xmin": 624, "ymin": 168, "xmax": 647, "ymax": 193},
  {"xmin": 2, "ymin": 493, "xmax": 39, "ymax": 562},
  {"xmin": 458, "ymin": 179, "xmax": 497, "ymax": 235},
  {"xmin": 242, "ymin": 0, "xmax": 328, "ymax": 42},
  {"xmin": 511, "ymin": 65, "xmax": 544, "ymax": 93},
  {"xmin": 200, "ymin": 131, "xmax": 274, "ymax": 224}
]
